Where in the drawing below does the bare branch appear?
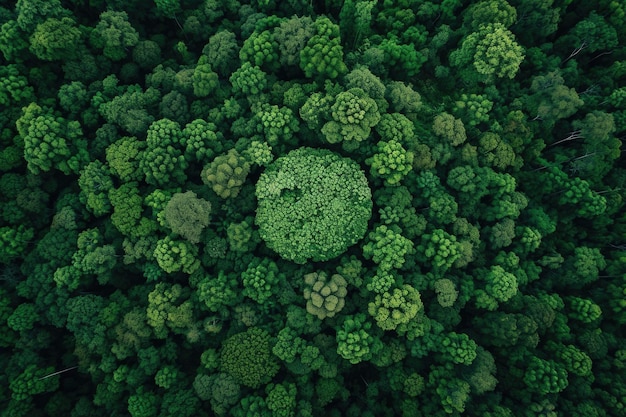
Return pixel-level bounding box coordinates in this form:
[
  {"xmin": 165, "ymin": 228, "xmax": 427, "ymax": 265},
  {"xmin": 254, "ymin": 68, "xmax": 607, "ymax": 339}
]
[
  {"xmin": 38, "ymin": 366, "xmax": 78, "ymax": 381},
  {"xmin": 562, "ymin": 42, "xmax": 587, "ymax": 64},
  {"xmin": 589, "ymin": 50, "xmax": 614, "ymax": 64},
  {"xmin": 549, "ymin": 130, "xmax": 584, "ymax": 147}
]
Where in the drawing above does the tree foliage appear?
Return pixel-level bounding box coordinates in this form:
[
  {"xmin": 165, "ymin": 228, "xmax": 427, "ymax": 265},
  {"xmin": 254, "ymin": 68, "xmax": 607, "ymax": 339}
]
[
  {"xmin": 1, "ymin": 1, "xmax": 624, "ymax": 416},
  {"xmin": 255, "ymin": 147, "xmax": 372, "ymax": 264}
]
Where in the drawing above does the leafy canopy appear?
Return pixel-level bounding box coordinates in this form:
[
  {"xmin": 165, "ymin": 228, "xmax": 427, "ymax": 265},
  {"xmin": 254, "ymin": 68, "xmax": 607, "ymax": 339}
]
[{"xmin": 255, "ymin": 147, "xmax": 372, "ymax": 264}]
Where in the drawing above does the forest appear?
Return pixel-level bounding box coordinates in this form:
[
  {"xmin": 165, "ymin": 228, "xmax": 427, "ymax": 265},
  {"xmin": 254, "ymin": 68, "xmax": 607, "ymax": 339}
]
[{"xmin": 0, "ymin": 0, "xmax": 625, "ymax": 415}]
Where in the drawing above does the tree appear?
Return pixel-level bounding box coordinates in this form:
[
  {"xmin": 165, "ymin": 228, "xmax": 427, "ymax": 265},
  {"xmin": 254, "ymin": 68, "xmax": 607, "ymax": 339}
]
[
  {"xmin": 365, "ymin": 269, "xmax": 396, "ymax": 294},
  {"xmin": 203, "ymin": 30, "xmax": 239, "ymax": 77},
  {"xmin": 17, "ymin": 102, "xmax": 89, "ymax": 175},
  {"xmin": 57, "ymin": 81, "xmax": 89, "ymax": 116},
  {"xmin": 257, "ymin": 103, "xmax": 300, "ymax": 147},
  {"xmin": 514, "ymin": 226, "xmax": 542, "ymax": 254},
  {"xmin": 554, "ymin": 246, "xmax": 606, "ymax": 289},
  {"xmin": 140, "ymin": 118, "xmax": 188, "ymax": 187},
  {"xmin": 243, "ymin": 140, "xmax": 274, "ymax": 166},
  {"xmin": 339, "ymin": 0, "xmax": 376, "ymax": 49},
  {"xmin": 255, "ymin": 147, "xmax": 372, "ymax": 264},
  {"xmin": 548, "ymin": 342, "xmax": 593, "ymax": 377},
  {"xmin": 439, "ymin": 332, "xmax": 478, "ymax": 365},
  {"xmin": 463, "ymin": 0, "xmax": 517, "ymax": 30},
  {"xmin": 432, "ymin": 112, "xmax": 466, "ymax": 146},
  {"xmin": 206, "ymin": 373, "xmax": 241, "ymax": 415},
  {"xmin": 192, "ymin": 56, "xmax": 219, "ymax": 98},
  {"xmin": 362, "ymin": 225, "xmax": 414, "ymax": 271},
  {"xmin": 182, "ymin": 119, "xmax": 225, "ymax": 163},
  {"xmin": 426, "ymin": 192, "xmax": 458, "ymax": 226},
  {"xmin": 557, "ymin": 11, "xmax": 618, "ymax": 57},
  {"xmin": 7, "ymin": 302, "xmax": 38, "ymax": 332},
  {"xmin": 299, "ymin": 91, "xmax": 333, "ymax": 130},
  {"xmin": 374, "ymin": 185, "xmax": 426, "ymax": 240},
  {"xmin": 220, "ymin": 327, "xmax": 279, "ymax": 388},
  {"xmin": 570, "ymin": 111, "xmax": 621, "ymax": 184},
  {"xmin": 375, "ymin": 113, "xmax": 414, "ymax": 144},
  {"xmin": 196, "ymin": 270, "xmax": 240, "ymax": 313},
  {"xmin": 566, "ymin": 296, "xmax": 602, "ymax": 323},
  {"xmin": 110, "ymin": 183, "xmax": 156, "ymax": 239},
  {"xmin": 159, "ymin": 90, "xmax": 189, "ymax": 125},
  {"xmin": 98, "ymin": 84, "xmax": 160, "ymax": 136},
  {"xmin": 366, "ymin": 140, "xmax": 414, "ymax": 185},
  {"xmin": 0, "ymin": 141, "xmax": 23, "ymax": 173},
  {"xmin": 153, "ymin": 236, "xmax": 200, "ymax": 275},
  {"xmin": 160, "ymin": 388, "xmax": 200, "ymax": 417},
  {"xmin": 112, "ymin": 307, "xmax": 152, "ymax": 359},
  {"xmin": 163, "ymin": 191, "xmax": 212, "ymax": 244},
  {"xmin": 303, "ymin": 271, "xmax": 348, "ymax": 319},
  {"xmin": 508, "ymin": 0, "xmax": 560, "ymax": 45},
  {"xmin": 462, "ymin": 346, "xmax": 498, "ymax": 394},
  {"xmin": 241, "ymin": 257, "xmax": 284, "ymax": 305},
  {"xmin": 146, "ymin": 283, "xmax": 194, "ymax": 338},
  {"xmin": 473, "ymin": 312, "xmax": 539, "ymax": 349},
  {"xmin": 368, "ymin": 284, "xmax": 424, "ymax": 331},
  {"xmin": 415, "ymin": 228, "xmax": 462, "ymax": 273},
  {"xmin": 531, "ymin": 161, "xmax": 607, "ymax": 218},
  {"xmin": 128, "ymin": 390, "xmax": 159, "ymax": 417},
  {"xmin": 0, "ymin": 20, "xmax": 30, "ymax": 63},
  {"xmin": 475, "ymin": 265, "xmax": 518, "ymax": 310},
  {"xmin": 427, "ymin": 365, "xmax": 471, "ymax": 414},
  {"xmin": 373, "ymin": 2, "xmax": 416, "ymax": 36},
  {"xmin": 201, "ymin": 149, "xmax": 250, "ymax": 199},
  {"xmin": 9, "ymin": 364, "xmax": 59, "ymax": 401},
  {"xmin": 154, "ymin": 0, "xmax": 181, "ymax": 17},
  {"xmin": 65, "ymin": 294, "xmax": 108, "ymax": 351},
  {"xmin": 523, "ymin": 357, "xmax": 568, "ymax": 395},
  {"xmin": 378, "ymin": 36, "xmax": 427, "ymax": 79},
  {"xmin": 240, "ymin": 29, "xmax": 280, "ymax": 72},
  {"xmin": 450, "ymin": 23, "xmax": 524, "ymax": 84},
  {"xmin": 478, "ymin": 132, "xmax": 519, "ymax": 170},
  {"xmin": 72, "ymin": 228, "xmax": 117, "ymax": 282},
  {"xmin": 78, "ymin": 160, "xmax": 114, "ymax": 217},
  {"xmin": 29, "ymin": 17, "xmax": 80, "ymax": 61},
  {"xmin": 154, "ymin": 365, "xmax": 180, "ymax": 389},
  {"xmin": 266, "ymin": 382, "xmax": 297, "ymax": 417},
  {"xmin": 90, "ymin": 11, "xmax": 139, "ymax": 61},
  {"xmin": 15, "ymin": 0, "xmax": 68, "ymax": 33},
  {"xmin": 434, "ymin": 278, "xmax": 459, "ymax": 308},
  {"xmin": 0, "ymin": 225, "xmax": 34, "ymax": 265},
  {"xmin": 230, "ymin": 62, "xmax": 268, "ymax": 96},
  {"xmin": 300, "ymin": 16, "xmax": 348, "ymax": 79},
  {"xmin": 525, "ymin": 71, "xmax": 584, "ymax": 125},
  {"xmin": 132, "ymin": 40, "xmax": 161, "ymax": 70},
  {"xmin": 274, "ymin": 15, "xmax": 315, "ymax": 67},
  {"xmin": 385, "ymin": 81, "xmax": 422, "ymax": 118},
  {"xmin": 226, "ymin": 217, "xmax": 259, "ymax": 253},
  {"xmin": 272, "ymin": 326, "xmax": 327, "ymax": 374},
  {"xmin": 452, "ymin": 93, "xmax": 493, "ymax": 126},
  {"xmin": 106, "ymin": 136, "xmax": 145, "ymax": 182},
  {"xmin": 336, "ymin": 313, "xmax": 383, "ymax": 364},
  {"xmin": 321, "ymin": 87, "xmax": 381, "ymax": 150},
  {"xmin": 231, "ymin": 395, "xmax": 269, "ymax": 417},
  {"xmin": 487, "ymin": 218, "xmax": 516, "ymax": 249}
]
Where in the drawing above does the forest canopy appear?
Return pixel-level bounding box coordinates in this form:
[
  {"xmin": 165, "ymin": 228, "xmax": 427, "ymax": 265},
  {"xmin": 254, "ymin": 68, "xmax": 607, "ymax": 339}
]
[{"xmin": 1, "ymin": 0, "xmax": 625, "ymax": 416}]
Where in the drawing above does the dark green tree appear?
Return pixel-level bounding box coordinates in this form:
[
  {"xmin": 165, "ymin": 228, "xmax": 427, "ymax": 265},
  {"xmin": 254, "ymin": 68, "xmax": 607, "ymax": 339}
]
[
  {"xmin": 90, "ymin": 11, "xmax": 139, "ymax": 62},
  {"xmin": 163, "ymin": 191, "xmax": 212, "ymax": 244}
]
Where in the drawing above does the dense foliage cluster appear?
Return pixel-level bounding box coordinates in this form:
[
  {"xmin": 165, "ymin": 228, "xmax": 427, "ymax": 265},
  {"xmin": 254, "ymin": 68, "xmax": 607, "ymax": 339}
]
[
  {"xmin": 255, "ymin": 147, "xmax": 372, "ymax": 264},
  {"xmin": 0, "ymin": 0, "xmax": 625, "ymax": 416}
]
